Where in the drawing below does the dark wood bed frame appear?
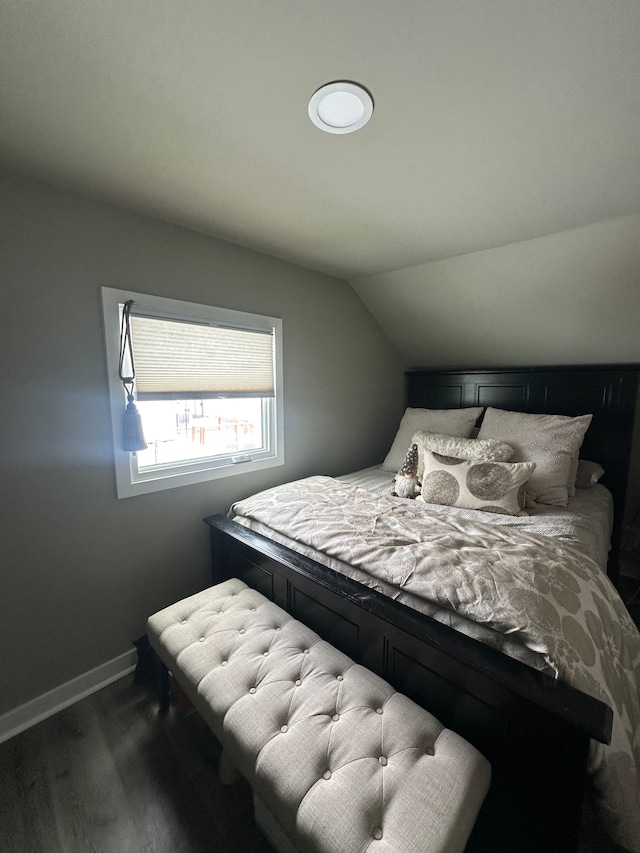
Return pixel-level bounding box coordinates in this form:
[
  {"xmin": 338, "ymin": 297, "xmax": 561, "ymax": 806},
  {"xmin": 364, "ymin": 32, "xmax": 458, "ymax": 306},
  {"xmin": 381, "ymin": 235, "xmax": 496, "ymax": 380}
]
[{"xmin": 204, "ymin": 364, "xmax": 639, "ymax": 853}]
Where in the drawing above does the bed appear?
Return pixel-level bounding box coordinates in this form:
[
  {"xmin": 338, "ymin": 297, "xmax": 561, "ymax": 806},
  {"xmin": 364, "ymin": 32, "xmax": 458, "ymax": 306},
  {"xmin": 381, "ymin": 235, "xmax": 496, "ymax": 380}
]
[{"xmin": 203, "ymin": 365, "xmax": 640, "ymax": 853}]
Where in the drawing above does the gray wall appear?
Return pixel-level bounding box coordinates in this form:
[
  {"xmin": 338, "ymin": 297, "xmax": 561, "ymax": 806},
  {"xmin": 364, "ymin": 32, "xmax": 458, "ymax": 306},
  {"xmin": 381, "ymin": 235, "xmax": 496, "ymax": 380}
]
[
  {"xmin": 351, "ymin": 214, "xmax": 640, "ymax": 520},
  {"xmin": 351, "ymin": 214, "xmax": 640, "ymax": 368},
  {"xmin": 0, "ymin": 171, "xmax": 404, "ymax": 716}
]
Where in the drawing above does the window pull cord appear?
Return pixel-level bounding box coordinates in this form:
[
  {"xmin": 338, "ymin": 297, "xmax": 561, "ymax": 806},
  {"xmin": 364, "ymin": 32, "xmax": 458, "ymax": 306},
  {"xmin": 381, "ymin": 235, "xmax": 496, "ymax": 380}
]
[{"xmin": 118, "ymin": 300, "xmax": 147, "ymax": 452}]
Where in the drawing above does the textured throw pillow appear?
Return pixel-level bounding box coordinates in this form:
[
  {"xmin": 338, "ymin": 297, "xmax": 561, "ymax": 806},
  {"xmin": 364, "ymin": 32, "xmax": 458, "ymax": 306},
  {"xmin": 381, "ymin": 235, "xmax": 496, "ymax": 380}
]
[
  {"xmin": 411, "ymin": 430, "xmax": 514, "ymax": 479},
  {"xmin": 575, "ymin": 460, "xmax": 605, "ymax": 489},
  {"xmin": 477, "ymin": 407, "xmax": 592, "ymax": 507},
  {"xmin": 382, "ymin": 407, "xmax": 483, "ymax": 472},
  {"xmin": 419, "ymin": 451, "xmax": 536, "ymax": 515}
]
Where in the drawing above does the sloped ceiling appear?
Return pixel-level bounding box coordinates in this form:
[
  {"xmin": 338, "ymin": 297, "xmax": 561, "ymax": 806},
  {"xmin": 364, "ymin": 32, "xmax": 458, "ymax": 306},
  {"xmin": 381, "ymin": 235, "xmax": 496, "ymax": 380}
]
[{"xmin": 1, "ymin": 1, "xmax": 640, "ymax": 280}]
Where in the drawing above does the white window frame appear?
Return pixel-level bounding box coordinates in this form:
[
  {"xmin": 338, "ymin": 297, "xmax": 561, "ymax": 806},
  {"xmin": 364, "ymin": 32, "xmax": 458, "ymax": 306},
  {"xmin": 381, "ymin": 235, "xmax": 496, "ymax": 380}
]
[{"xmin": 101, "ymin": 287, "xmax": 284, "ymax": 498}]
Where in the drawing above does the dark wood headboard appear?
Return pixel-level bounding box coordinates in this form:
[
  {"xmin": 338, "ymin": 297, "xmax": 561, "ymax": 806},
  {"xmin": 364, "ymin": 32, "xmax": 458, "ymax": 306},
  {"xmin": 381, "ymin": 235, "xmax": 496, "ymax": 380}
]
[{"xmin": 406, "ymin": 364, "xmax": 640, "ymax": 582}]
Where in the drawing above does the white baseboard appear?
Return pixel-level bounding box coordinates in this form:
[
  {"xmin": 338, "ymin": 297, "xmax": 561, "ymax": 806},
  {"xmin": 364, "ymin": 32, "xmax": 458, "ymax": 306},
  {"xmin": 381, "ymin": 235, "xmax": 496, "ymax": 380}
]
[{"xmin": 0, "ymin": 649, "xmax": 137, "ymax": 745}]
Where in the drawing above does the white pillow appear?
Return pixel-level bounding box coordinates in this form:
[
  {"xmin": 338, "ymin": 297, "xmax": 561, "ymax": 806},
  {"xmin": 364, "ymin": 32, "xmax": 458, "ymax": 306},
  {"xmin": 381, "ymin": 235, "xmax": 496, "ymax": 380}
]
[
  {"xmin": 419, "ymin": 451, "xmax": 535, "ymax": 515},
  {"xmin": 382, "ymin": 407, "xmax": 482, "ymax": 472},
  {"xmin": 411, "ymin": 430, "xmax": 514, "ymax": 479},
  {"xmin": 477, "ymin": 407, "xmax": 592, "ymax": 507}
]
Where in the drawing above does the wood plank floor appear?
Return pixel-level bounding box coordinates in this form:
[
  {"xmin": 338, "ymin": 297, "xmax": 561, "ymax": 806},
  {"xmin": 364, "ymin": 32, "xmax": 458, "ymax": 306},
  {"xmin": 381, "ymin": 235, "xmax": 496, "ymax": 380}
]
[
  {"xmin": 0, "ymin": 678, "xmax": 272, "ymax": 853},
  {"xmin": 1, "ymin": 574, "xmax": 638, "ymax": 853}
]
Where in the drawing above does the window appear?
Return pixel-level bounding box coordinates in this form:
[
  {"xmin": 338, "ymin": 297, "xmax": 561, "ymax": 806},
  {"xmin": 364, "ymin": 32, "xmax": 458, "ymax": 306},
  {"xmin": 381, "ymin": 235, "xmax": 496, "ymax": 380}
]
[{"xmin": 101, "ymin": 287, "xmax": 283, "ymax": 498}]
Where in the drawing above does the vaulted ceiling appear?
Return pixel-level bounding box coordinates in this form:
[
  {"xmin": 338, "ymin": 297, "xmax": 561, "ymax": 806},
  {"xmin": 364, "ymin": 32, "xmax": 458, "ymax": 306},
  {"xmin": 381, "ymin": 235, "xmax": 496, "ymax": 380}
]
[{"xmin": 2, "ymin": 1, "xmax": 640, "ymax": 280}]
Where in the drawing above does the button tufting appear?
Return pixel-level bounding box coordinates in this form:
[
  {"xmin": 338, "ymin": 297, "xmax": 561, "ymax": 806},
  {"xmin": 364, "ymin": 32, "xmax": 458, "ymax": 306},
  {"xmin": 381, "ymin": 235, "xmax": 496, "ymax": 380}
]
[{"xmin": 149, "ymin": 583, "xmax": 491, "ymax": 853}]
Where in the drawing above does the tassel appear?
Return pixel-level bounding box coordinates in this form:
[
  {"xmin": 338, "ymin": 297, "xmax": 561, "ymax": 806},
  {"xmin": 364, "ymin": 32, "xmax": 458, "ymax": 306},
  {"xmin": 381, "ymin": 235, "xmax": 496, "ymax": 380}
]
[
  {"xmin": 119, "ymin": 300, "xmax": 146, "ymax": 452},
  {"xmin": 123, "ymin": 393, "xmax": 147, "ymax": 452}
]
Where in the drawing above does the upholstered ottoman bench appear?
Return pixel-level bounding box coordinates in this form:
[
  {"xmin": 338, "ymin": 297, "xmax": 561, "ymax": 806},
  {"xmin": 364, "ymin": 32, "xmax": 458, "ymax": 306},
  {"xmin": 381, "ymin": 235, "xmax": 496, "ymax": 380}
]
[{"xmin": 147, "ymin": 578, "xmax": 491, "ymax": 853}]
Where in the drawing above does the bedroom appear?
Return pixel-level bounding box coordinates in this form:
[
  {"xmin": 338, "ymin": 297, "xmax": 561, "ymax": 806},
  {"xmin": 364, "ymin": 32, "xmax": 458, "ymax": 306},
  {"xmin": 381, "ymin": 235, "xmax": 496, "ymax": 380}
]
[{"xmin": 1, "ymin": 2, "xmax": 640, "ymax": 852}]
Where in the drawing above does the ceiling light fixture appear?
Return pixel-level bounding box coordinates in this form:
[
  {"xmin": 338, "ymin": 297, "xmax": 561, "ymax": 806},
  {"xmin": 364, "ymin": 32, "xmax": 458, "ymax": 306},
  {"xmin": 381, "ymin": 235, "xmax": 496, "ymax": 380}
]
[{"xmin": 308, "ymin": 81, "xmax": 374, "ymax": 134}]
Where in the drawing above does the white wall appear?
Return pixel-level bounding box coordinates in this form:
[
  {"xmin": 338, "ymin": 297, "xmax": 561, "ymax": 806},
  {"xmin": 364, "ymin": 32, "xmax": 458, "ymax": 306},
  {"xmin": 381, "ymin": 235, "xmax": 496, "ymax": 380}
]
[{"xmin": 0, "ymin": 170, "xmax": 404, "ymax": 717}]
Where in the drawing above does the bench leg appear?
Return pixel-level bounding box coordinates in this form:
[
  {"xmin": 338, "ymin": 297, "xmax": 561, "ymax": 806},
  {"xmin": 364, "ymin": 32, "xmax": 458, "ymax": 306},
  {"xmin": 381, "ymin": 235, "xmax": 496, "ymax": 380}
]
[{"xmin": 155, "ymin": 653, "xmax": 170, "ymax": 713}]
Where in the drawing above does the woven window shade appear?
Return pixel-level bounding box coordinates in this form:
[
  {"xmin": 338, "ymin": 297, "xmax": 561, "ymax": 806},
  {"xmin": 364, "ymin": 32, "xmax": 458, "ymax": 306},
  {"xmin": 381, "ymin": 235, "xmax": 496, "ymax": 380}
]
[{"xmin": 130, "ymin": 313, "xmax": 275, "ymax": 399}]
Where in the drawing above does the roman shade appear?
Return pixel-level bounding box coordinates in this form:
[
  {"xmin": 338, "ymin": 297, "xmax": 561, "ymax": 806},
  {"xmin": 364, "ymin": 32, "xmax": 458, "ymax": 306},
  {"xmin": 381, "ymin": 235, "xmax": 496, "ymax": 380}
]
[{"xmin": 130, "ymin": 312, "xmax": 276, "ymax": 399}]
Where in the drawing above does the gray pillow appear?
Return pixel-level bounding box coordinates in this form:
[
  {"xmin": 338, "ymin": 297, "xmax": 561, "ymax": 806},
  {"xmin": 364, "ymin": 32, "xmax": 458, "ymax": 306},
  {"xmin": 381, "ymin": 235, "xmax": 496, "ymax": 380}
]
[
  {"xmin": 477, "ymin": 407, "xmax": 592, "ymax": 507},
  {"xmin": 575, "ymin": 459, "xmax": 605, "ymax": 489},
  {"xmin": 382, "ymin": 407, "xmax": 482, "ymax": 472}
]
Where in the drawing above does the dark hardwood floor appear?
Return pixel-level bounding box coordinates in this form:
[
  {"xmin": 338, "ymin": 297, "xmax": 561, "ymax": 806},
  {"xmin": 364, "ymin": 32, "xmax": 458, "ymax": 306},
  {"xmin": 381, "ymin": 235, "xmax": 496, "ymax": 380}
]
[
  {"xmin": 0, "ymin": 678, "xmax": 272, "ymax": 853},
  {"xmin": 1, "ymin": 572, "xmax": 638, "ymax": 853}
]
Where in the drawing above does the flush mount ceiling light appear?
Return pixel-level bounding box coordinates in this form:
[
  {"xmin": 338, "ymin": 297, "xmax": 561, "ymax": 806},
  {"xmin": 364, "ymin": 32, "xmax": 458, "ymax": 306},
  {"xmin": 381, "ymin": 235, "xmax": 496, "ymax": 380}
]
[{"xmin": 308, "ymin": 81, "xmax": 374, "ymax": 134}]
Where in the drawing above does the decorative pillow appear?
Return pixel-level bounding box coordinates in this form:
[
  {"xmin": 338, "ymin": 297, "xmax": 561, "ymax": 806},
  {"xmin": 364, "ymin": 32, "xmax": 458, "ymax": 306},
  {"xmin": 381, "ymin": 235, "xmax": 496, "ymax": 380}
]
[
  {"xmin": 575, "ymin": 460, "xmax": 605, "ymax": 489},
  {"xmin": 411, "ymin": 430, "xmax": 514, "ymax": 479},
  {"xmin": 382, "ymin": 407, "xmax": 482, "ymax": 472},
  {"xmin": 419, "ymin": 451, "xmax": 536, "ymax": 515},
  {"xmin": 477, "ymin": 407, "xmax": 592, "ymax": 507}
]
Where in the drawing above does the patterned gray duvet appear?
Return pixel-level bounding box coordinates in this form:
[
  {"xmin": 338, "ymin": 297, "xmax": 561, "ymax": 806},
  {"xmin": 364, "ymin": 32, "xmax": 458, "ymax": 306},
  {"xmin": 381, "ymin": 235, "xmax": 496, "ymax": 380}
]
[{"xmin": 230, "ymin": 470, "xmax": 640, "ymax": 852}]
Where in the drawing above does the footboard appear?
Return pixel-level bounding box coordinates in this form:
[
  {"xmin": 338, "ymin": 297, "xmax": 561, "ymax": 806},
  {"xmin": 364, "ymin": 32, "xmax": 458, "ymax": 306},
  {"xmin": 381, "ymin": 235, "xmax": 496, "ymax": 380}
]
[{"xmin": 204, "ymin": 514, "xmax": 613, "ymax": 853}]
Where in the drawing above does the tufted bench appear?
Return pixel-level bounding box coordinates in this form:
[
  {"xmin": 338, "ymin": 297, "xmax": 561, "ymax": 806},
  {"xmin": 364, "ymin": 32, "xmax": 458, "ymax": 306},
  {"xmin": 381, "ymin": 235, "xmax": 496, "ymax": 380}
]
[{"xmin": 147, "ymin": 578, "xmax": 491, "ymax": 853}]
